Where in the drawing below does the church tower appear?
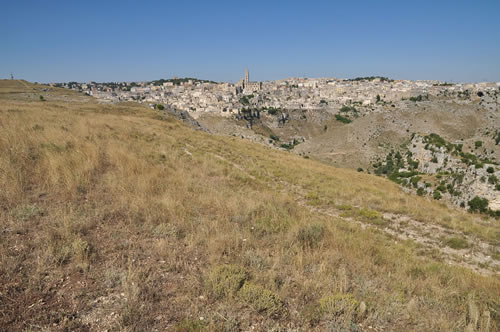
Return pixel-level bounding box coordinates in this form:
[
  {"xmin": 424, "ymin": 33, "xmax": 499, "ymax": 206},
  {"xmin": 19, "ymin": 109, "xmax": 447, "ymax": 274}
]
[{"xmin": 245, "ymin": 68, "xmax": 249, "ymax": 85}]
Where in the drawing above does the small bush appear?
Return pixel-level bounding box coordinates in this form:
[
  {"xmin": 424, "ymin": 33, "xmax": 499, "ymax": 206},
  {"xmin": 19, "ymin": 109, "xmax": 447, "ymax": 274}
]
[
  {"xmin": 443, "ymin": 237, "xmax": 470, "ymax": 250},
  {"xmin": 335, "ymin": 114, "xmax": 352, "ymax": 124},
  {"xmin": 155, "ymin": 104, "xmax": 165, "ymax": 110},
  {"xmin": 238, "ymin": 283, "xmax": 285, "ymax": 317},
  {"xmin": 319, "ymin": 293, "xmax": 360, "ymax": 322},
  {"xmin": 486, "ymin": 166, "xmax": 495, "ymax": 174},
  {"xmin": 206, "ymin": 265, "xmax": 248, "ymax": 299},
  {"xmin": 433, "ymin": 191, "xmax": 442, "ymax": 200},
  {"xmin": 296, "ymin": 224, "xmax": 325, "ymax": 249},
  {"xmin": 417, "ymin": 187, "xmax": 425, "ymax": 196},
  {"xmin": 474, "ymin": 141, "xmax": 483, "ymax": 149}
]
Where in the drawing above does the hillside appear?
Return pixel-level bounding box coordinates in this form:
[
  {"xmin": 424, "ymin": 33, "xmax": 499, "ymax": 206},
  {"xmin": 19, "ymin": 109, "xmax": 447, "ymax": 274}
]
[
  {"xmin": 0, "ymin": 81, "xmax": 499, "ymax": 331},
  {"xmin": 197, "ymin": 88, "xmax": 500, "ymax": 214}
]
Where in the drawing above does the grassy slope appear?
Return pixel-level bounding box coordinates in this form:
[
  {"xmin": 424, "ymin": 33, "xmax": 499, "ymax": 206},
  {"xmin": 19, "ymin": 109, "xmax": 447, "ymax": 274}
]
[{"xmin": 0, "ymin": 82, "xmax": 499, "ymax": 331}]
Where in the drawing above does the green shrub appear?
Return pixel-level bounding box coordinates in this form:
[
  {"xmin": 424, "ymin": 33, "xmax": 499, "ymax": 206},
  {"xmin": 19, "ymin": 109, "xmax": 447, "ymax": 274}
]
[
  {"xmin": 238, "ymin": 283, "xmax": 285, "ymax": 317},
  {"xmin": 410, "ymin": 176, "xmax": 421, "ymax": 188},
  {"xmin": 486, "ymin": 166, "xmax": 495, "ymax": 173},
  {"xmin": 335, "ymin": 114, "xmax": 352, "ymax": 124},
  {"xmin": 319, "ymin": 293, "xmax": 360, "ymax": 321},
  {"xmin": 155, "ymin": 104, "xmax": 165, "ymax": 110},
  {"xmin": 474, "ymin": 141, "xmax": 483, "ymax": 149},
  {"xmin": 269, "ymin": 134, "xmax": 280, "ymax": 142},
  {"xmin": 468, "ymin": 196, "xmax": 489, "ymax": 213},
  {"xmin": 433, "ymin": 191, "xmax": 442, "ymax": 200},
  {"xmin": 206, "ymin": 265, "xmax": 248, "ymax": 299},
  {"xmin": 488, "ymin": 175, "xmax": 498, "ymax": 185},
  {"xmin": 443, "ymin": 237, "xmax": 470, "ymax": 250},
  {"xmin": 416, "ymin": 187, "xmax": 425, "ymax": 196},
  {"xmin": 266, "ymin": 107, "xmax": 280, "ymax": 115}
]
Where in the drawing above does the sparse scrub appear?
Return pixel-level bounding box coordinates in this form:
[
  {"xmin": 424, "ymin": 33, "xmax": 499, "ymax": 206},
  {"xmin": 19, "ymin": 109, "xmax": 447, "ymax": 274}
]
[{"xmin": 237, "ymin": 283, "xmax": 286, "ymax": 318}]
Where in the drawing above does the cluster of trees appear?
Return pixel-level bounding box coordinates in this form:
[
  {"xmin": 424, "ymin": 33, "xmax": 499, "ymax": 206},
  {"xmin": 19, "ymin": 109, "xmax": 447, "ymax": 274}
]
[
  {"xmin": 346, "ymin": 76, "xmax": 393, "ymax": 82},
  {"xmin": 150, "ymin": 77, "xmax": 217, "ymax": 86}
]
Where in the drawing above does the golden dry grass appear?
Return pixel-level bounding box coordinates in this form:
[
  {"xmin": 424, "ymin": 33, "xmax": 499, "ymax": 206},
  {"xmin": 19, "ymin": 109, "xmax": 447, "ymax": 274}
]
[{"xmin": 0, "ymin": 82, "xmax": 499, "ymax": 331}]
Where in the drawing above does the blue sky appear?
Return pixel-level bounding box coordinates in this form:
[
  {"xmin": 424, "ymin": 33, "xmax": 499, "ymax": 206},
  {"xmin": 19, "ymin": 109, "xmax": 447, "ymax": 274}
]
[{"xmin": 2, "ymin": 0, "xmax": 500, "ymax": 83}]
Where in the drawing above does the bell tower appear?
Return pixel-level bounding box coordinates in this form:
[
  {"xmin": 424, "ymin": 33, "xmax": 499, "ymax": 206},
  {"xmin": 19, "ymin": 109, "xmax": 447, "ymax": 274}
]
[{"xmin": 245, "ymin": 68, "xmax": 249, "ymax": 85}]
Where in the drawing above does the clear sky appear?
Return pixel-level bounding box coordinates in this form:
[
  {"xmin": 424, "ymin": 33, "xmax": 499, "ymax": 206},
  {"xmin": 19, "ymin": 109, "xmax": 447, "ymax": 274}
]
[{"xmin": 2, "ymin": 0, "xmax": 500, "ymax": 83}]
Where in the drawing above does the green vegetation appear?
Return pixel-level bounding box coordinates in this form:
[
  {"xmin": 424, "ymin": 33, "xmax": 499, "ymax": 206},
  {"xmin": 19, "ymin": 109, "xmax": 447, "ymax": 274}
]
[
  {"xmin": 335, "ymin": 114, "xmax": 352, "ymax": 124},
  {"xmin": 408, "ymin": 94, "xmax": 428, "ymax": 102},
  {"xmin": 468, "ymin": 196, "xmax": 489, "ymax": 213},
  {"xmin": 443, "ymin": 237, "xmax": 470, "ymax": 250},
  {"xmin": 279, "ymin": 138, "xmax": 302, "ymax": 150},
  {"xmin": 264, "ymin": 106, "xmax": 281, "ymax": 115},
  {"xmin": 150, "ymin": 77, "xmax": 217, "ymax": 86},
  {"xmin": 346, "ymin": 76, "xmax": 393, "ymax": 82},
  {"xmin": 238, "ymin": 283, "xmax": 286, "ymax": 317},
  {"xmin": 433, "ymin": 191, "xmax": 442, "ymax": 200},
  {"xmin": 319, "ymin": 293, "xmax": 360, "ymax": 325},
  {"xmin": 39, "ymin": 95, "xmax": 45, "ymax": 101},
  {"xmin": 206, "ymin": 265, "xmax": 249, "ymax": 299},
  {"xmin": 239, "ymin": 95, "xmax": 253, "ymax": 105},
  {"xmin": 475, "ymin": 141, "xmax": 483, "ymax": 149},
  {"xmin": 155, "ymin": 104, "xmax": 164, "ymax": 110}
]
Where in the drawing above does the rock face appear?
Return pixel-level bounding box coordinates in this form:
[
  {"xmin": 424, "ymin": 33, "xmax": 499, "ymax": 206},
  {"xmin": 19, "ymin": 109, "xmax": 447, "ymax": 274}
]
[
  {"xmin": 162, "ymin": 106, "xmax": 206, "ymax": 131},
  {"xmin": 489, "ymin": 196, "xmax": 500, "ymax": 211}
]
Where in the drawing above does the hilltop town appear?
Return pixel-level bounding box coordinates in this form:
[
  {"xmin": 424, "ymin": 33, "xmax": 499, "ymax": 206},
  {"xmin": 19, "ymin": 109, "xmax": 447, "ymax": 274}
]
[{"xmin": 51, "ymin": 69, "xmax": 499, "ymax": 118}]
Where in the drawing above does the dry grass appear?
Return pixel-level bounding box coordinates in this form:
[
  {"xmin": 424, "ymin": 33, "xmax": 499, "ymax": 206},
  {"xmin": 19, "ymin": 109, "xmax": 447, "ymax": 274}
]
[{"xmin": 0, "ymin": 81, "xmax": 499, "ymax": 331}]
